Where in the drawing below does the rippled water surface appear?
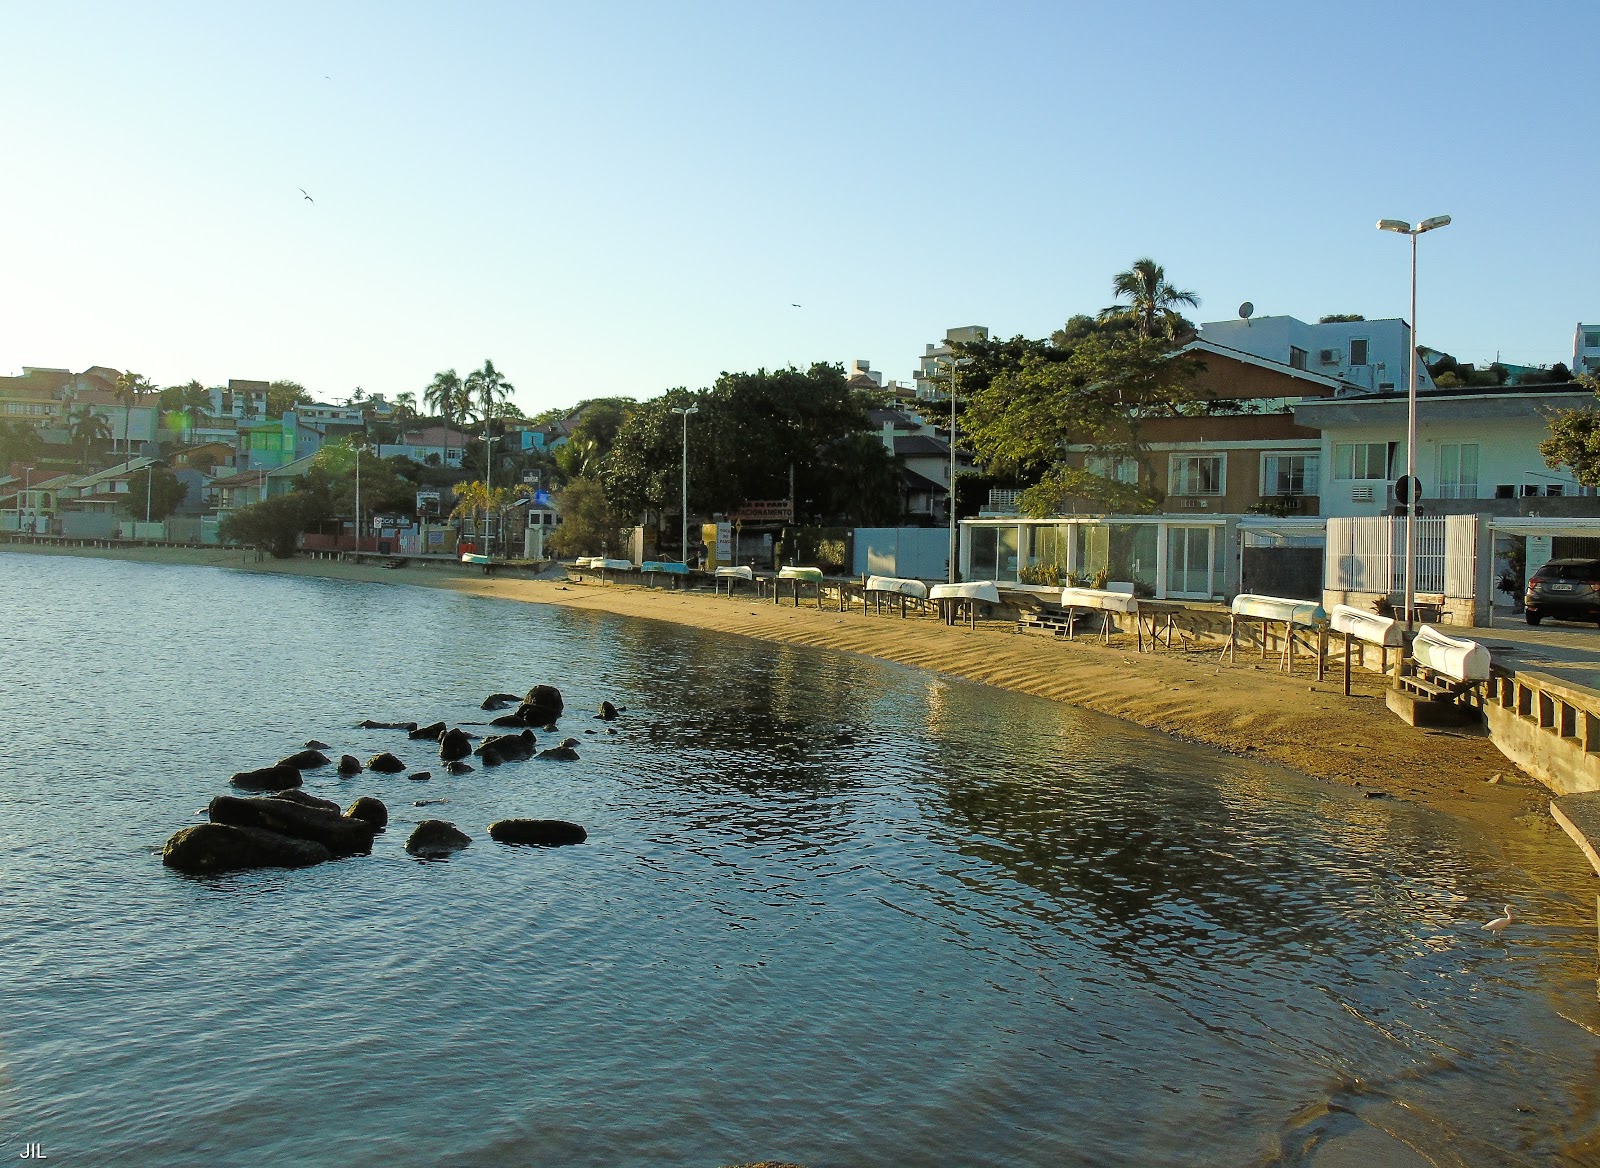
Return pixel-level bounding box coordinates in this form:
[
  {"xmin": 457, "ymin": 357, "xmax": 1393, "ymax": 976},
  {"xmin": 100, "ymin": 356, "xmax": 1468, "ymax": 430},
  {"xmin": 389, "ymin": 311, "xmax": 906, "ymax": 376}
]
[{"xmin": 3, "ymin": 553, "xmax": 1600, "ymax": 1167}]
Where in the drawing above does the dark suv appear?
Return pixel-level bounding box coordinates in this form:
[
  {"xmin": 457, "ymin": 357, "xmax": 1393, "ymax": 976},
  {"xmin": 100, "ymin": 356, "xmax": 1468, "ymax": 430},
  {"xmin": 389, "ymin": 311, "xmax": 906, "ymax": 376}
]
[{"xmin": 1524, "ymin": 558, "xmax": 1600, "ymax": 626}]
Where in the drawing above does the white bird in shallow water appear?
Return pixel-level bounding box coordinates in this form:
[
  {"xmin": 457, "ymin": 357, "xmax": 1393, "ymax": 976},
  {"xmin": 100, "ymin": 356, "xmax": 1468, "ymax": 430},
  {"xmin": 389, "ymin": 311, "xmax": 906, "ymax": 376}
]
[{"xmin": 1483, "ymin": 905, "xmax": 1515, "ymax": 933}]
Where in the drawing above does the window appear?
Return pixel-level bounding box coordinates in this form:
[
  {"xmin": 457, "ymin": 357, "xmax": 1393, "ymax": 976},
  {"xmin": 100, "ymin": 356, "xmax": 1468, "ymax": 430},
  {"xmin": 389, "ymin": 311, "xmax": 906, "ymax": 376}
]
[
  {"xmin": 1084, "ymin": 455, "xmax": 1138, "ymax": 484},
  {"xmin": 1169, "ymin": 453, "xmax": 1224, "ymax": 496},
  {"xmin": 1289, "ymin": 346, "xmax": 1308, "ymax": 370},
  {"xmin": 1261, "ymin": 452, "xmax": 1320, "ymax": 496},
  {"xmin": 1436, "ymin": 443, "xmax": 1479, "ymax": 499},
  {"xmin": 1333, "ymin": 442, "xmax": 1401, "ymax": 480},
  {"xmin": 1349, "ymin": 338, "xmax": 1369, "ymax": 366},
  {"xmin": 1585, "ymin": 331, "xmax": 1600, "ymax": 347}
]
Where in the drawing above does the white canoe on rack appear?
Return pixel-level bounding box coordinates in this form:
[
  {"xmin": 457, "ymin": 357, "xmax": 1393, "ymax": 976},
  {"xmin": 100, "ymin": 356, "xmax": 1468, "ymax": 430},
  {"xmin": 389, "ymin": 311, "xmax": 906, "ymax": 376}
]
[
  {"xmin": 1413, "ymin": 624, "xmax": 1491, "ymax": 682},
  {"xmin": 1059, "ymin": 586, "xmax": 1139, "ymax": 614},
  {"xmin": 1329, "ymin": 604, "xmax": 1403, "ymax": 647},
  {"xmin": 1231, "ymin": 593, "xmax": 1327, "ymax": 627},
  {"xmin": 596, "ymin": 558, "xmax": 633, "ymax": 572},
  {"xmin": 715, "ymin": 565, "xmax": 754, "ymax": 581},
  {"xmin": 866, "ymin": 575, "xmax": 928, "ymax": 599},
  {"xmin": 460, "ymin": 552, "xmax": 492, "ymax": 566},
  {"xmin": 778, "ymin": 566, "xmax": 824, "ymax": 583},
  {"xmin": 929, "ymin": 581, "xmax": 1000, "ymax": 604},
  {"xmin": 640, "ymin": 561, "xmax": 689, "ymax": 574}
]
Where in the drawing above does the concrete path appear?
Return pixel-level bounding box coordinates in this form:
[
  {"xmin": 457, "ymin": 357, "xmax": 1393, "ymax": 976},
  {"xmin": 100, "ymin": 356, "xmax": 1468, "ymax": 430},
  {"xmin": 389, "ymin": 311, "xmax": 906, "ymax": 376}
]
[{"xmin": 1477, "ymin": 608, "xmax": 1600, "ymax": 688}]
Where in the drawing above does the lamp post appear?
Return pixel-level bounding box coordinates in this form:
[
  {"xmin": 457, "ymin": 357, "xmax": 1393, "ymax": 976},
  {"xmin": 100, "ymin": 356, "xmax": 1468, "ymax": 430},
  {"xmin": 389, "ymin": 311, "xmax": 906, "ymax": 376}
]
[
  {"xmin": 1377, "ymin": 213, "xmax": 1451, "ymax": 631},
  {"xmin": 671, "ymin": 404, "xmax": 699, "ymax": 565},
  {"xmin": 934, "ymin": 355, "xmax": 973, "ymax": 583}
]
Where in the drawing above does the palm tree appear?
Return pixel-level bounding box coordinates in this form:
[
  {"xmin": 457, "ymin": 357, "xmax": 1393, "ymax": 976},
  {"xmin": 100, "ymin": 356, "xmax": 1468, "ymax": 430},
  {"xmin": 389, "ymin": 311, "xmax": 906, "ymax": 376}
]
[
  {"xmin": 69, "ymin": 407, "xmax": 113, "ymax": 467},
  {"xmin": 114, "ymin": 371, "xmax": 154, "ymax": 458},
  {"xmin": 464, "ymin": 359, "xmax": 515, "ymax": 427},
  {"xmin": 1097, "ymin": 258, "xmax": 1200, "ymax": 341},
  {"xmin": 424, "ymin": 369, "xmax": 467, "ymax": 451}
]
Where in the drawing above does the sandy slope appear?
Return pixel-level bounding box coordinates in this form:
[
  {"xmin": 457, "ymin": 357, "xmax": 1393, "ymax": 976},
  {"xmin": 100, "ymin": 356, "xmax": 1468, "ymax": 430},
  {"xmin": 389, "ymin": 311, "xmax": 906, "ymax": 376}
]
[{"xmin": 3, "ymin": 543, "xmax": 1548, "ymax": 830}]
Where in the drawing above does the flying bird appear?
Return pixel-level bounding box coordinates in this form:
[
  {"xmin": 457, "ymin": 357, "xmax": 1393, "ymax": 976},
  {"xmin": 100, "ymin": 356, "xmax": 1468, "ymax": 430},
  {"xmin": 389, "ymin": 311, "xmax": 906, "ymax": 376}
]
[
  {"xmin": 1482, "ymin": 904, "xmax": 1514, "ymax": 933},
  {"xmin": 791, "ymin": 303, "xmax": 802, "ymax": 308},
  {"xmin": 300, "ymin": 188, "xmax": 314, "ymax": 203}
]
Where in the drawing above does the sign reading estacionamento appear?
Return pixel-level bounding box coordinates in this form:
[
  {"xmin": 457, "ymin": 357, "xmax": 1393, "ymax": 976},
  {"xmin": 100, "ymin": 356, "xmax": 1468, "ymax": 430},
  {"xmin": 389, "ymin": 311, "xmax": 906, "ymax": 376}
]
[{"xmin": 734, "ymin": 500, "xmax": 794, "ymax": 523}]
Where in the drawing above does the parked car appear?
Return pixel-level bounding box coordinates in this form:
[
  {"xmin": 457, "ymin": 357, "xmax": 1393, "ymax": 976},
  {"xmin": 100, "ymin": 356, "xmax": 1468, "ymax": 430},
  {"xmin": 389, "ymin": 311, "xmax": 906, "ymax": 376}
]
[{"xmin": 1524, "ymin": 558, "xmax": 1600, "ymax": 626}]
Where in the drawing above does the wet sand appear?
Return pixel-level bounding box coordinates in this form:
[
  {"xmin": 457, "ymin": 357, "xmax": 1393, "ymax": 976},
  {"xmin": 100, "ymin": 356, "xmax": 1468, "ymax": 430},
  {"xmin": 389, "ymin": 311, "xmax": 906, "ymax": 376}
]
[{"xmin": 3, "ymin": 542, "xmax": 1553, "ymax": 833}]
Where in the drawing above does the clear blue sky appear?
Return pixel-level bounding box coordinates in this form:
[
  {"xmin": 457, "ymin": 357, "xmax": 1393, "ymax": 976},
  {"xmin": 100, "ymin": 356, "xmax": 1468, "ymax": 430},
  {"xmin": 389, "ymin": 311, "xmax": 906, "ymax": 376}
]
[{"xmin": 2, "ymin": 1, "xmax": 1593, "ymax": 413}]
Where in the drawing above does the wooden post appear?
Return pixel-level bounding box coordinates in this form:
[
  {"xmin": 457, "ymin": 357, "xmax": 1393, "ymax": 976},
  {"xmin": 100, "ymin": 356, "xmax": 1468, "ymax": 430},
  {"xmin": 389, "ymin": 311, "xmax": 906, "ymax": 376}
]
[
  {"xmin": 1343, "ymin": 630, "xmax": 1353, "ymax": 696},
  {"xmin": 1317, "ymin": 624, "xmax": 1327, "ymax": 683}
]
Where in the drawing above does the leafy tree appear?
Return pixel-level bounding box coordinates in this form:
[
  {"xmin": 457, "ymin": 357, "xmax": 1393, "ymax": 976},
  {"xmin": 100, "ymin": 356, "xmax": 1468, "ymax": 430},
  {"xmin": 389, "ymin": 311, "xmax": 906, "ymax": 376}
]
[
  {"xmin": 219, "ymin": 492, "xmax": 329, "ymax": 558},
  {"xmin": 963, "ymin": 334, "xmax": 1207, "ymax": 516},
  {"xmin": 1318, "ymin": 313, "xmax": 1366, "ymax": 323},
  {"xmin": 548, "ymin": 475, "xmax": 632, "ymax": 558},
  {"xmin": 121, "ymin": 465, "xmax": 189, "ymax": 521},
  {"xmin": 1097, "ymin": 258, "xmax": 1200, "ymax": 341},
  {"xmin": 68, "ymin": 406, "xmax": 112, "ymax": 466},
  {"xmin": 818, "ymin": 431, "xmax": 901, "ymax": 525},
  {"xmin": 302, "ymin": 443, "xmax": 416, "ymax": 515},
  {"xmin": 1539, "ymin": 372, "xmax": 1600, "ymax": 486},
  {"xmin": 0, "ymin": 420, "xmax": 42, "ymax": 470},
  {"xmin": 267, "ymin": 380, "xmax": 312, "ymax": 417},
  {"xmin": 424, "ymin": 368, "xmax": 470, "ymax": 439}
]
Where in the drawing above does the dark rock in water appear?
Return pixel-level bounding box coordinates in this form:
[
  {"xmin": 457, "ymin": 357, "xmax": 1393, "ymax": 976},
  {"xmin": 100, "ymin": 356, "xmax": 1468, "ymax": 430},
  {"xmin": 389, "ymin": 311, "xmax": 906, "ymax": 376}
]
[
  {"xmin": 405, "ymin": 819, "xmax": 472, "ymax": 858},
  {"xmin": 481, "ymin": 693, "xmax": 521, "ymax": 710},
  {"xmin": 490, "ymin": 713, "xmax": 529, "ymax": 728},
  {"xmin": 359, "ymin": 720, "xmax": 418, "ymax": 731},
  {"xmin": 439, "ymin": 728, "xmax": 472, "ymax": 762},
  {"xmin": 516, "ymin": 684, "xmax": 564, "ymax": 726},
  {"xmin": 273, "ymin": 789, "xmax": 341, "ymax": 813},
  {"xmin": 598, "ymin": 700, "xmax": 619, "ymax": 721},
  {"xmin": 367, "ymin": 752, "xmax": 406, "ymax": 774},
  {"xmin": 606, "ymin": 728, "xmax": 617, "ymax": 735},
  {"xmin": 445, "ymin": 760, "xmax": 475, "ymax": 775},
  {"xmin": 337, "ymin": 754, "xmax": 363, "ymax": 775},
  {"xmin": 583, "ymin": 729, "xmax": 596, "ymax": 735},
  {"xmin": 344, "ymin": 796, "xmax": 388, "ymax": 829},
  {"xmin": 163, "ymin": 822, "xmax": 331, "ymax": 875},
  {"xmin": 278, "ymin": 748, "xmax": 330, "ymax": 770},
  {"xmin": 408, "ymin": 721, "xmax": 447, "ymax": 741},
  {"xmin": 229, "ymin": 764, "xmax": 303, "ymax": 792},
  {"xmin": 475, "ymin": 731, "xmax": 534, "ymax": 762},
  {"xmin": 479, "ymin": 746, "xmax": 504, "ymax": 767},
  {"xmin": 408, "ymin": 771, "xmax": 432, "ymax": 782},
  {"xmin": 413, "ymin": 799, "xmax": 449, "ymax": 807},
  {"xmin": 209, "ymin": 794, "xmax": 378, "ymax": 857},
  {"xmin": 538, "ymin": 737, "xmax": 581, "ymax": 761},
  {"xmin": 488, "ymin": 818, "xmax": 587, "ymax": 847},
  {"xmin": 305, "ymin": 739, "xmax": 331, "ymax": 750}
]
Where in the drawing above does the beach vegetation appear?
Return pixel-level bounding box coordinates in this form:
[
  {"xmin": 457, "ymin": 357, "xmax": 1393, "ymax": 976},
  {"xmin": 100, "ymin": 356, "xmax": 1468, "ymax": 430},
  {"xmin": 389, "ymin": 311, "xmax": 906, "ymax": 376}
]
[
  {"xmin": 218, "ymin": 493, "xmax": 329, "ymax": 558},
  {"xmin": 305, "ymin": 444, "xmax": 417, "ymax": 515},
  {"xmin": 548, "ymin": 476, "xmax": 631, "ymax": 558}
]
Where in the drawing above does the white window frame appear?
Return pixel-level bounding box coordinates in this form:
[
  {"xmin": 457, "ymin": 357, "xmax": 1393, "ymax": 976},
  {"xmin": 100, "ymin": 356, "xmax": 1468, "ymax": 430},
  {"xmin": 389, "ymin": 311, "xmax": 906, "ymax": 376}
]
[
  {"xmin": 1084, "ymin": 454, "xmax": 1139, "ymax": 484},
  {"xmin": 1333, "ymin": 442, "xmax": 1400, "ymax": 481},
  {"xmin": 1259, "ymin": 451, "xmax": 1320, "ymax": 497},
  {"xmin": 1168, "ymin": 453, "xmax": 1225, "ymax": 497},
  {"xmin": 1436, "ymin": 442, "xmax": 1479, "ymax": 499}
]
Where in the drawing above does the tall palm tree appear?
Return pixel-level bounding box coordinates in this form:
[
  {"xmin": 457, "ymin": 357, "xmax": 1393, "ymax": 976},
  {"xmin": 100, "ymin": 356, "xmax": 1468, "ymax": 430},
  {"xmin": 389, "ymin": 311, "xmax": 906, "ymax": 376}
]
[
  {"xmin": 464, "ymin": 359, "xmax": 515, "ymax": 426},
  {"xmin": 424, "ymin": 369, "xmax": 467, "ymax": 450},
  {"xmin": 114, "ymin": 371, "xmax": 154, "ymax": 458},
  {"xmin": 69, "ymin": 407, "xmax": 112, "ymax": 467},
  {"xmin": 1097, "ymin": 259, "xmax": 1200, "ymax": 341}
]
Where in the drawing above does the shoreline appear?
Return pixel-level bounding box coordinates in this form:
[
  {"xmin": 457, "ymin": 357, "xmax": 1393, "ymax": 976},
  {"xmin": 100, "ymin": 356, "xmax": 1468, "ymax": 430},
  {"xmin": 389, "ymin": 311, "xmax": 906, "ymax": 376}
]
[{"xmin": 2, "ymin": 541, "xmax": 1554, "ymax": 835}]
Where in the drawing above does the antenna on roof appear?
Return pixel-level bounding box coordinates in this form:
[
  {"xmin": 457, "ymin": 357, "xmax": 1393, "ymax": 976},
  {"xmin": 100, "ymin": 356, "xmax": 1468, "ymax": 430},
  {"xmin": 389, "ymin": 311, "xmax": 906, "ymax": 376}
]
[{"xmin": 1239, "ymin": 302, "xmax": 1254, "ymax": 327}]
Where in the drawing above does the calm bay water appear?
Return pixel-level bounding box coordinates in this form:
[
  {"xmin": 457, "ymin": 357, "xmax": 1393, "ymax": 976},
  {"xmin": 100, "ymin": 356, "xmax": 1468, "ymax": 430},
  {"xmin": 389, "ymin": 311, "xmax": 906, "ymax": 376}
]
[{"xmin": 2, "ymin": 552, "xmax": 1600, "ymax": 1167}]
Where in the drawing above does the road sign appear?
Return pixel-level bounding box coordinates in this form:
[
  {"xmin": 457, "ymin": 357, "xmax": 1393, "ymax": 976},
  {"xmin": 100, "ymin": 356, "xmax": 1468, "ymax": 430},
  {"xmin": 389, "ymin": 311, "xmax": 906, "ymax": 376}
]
[{"xmin": 1394, "ymin": 475, "xmax": 1422, "ymax": 505}]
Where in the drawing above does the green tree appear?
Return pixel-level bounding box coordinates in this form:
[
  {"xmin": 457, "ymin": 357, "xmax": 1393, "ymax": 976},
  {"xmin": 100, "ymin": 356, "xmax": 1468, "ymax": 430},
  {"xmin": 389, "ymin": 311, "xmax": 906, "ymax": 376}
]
[
  {"xmin": 302, "ymin": 442, "xmax": 416, "ymax": 516},
  {"xmin": 121, "ymin": 465, "xmax": 189, "ymax": 521},
  {"xmin": 114, "ymin": 370, "xmax": 154, "ymax": 457},
  {"xmin": 0, "ymin": 420, "xmax": 42, "ymax": 469},
  {"xmin": 267, "ymin": 380, "xmax": 313, "ymax": 417},
  {"xmin": 548, "ymin": 475, "xmax": 632, "ymax": 558},
  {"xmin": 1318, "ymin": 313, "xmax": 1366, "ymax": 323},
  {"xmin": 1539, "ymin": 372, "xmax": 1600, "ymax": 485},
  {"xmin": 963, "ymin": 334, "xmax": 1207, "ymax": 516},
  {"xmin": 218, "ymin": 492, "xmax": 329, "ymax": 558},
  {"xmin": 464, "ymin": 359, "xmax": 515, "ymax": 426},
  {"xmin": 68, "ymin": 406, "xmax": 112, "ymax": 466},
  {"xmin": 818, "ymin": 431, "xmax": 902, "ymax": 525},
  {"xmin": 1097, "ymin": 258, "xmax": 1200, "ymax": 341},
  {"xmin": 423, "ymin": 368, "xmax": 469, "ymax": 436}
]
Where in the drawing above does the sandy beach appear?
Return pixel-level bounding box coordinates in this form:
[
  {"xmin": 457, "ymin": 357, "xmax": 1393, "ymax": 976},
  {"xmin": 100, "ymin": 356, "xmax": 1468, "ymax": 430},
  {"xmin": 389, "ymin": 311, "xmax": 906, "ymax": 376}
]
[{"xmin": 2, "ymin": 542, "xmax": 1555, "ymax": 833}]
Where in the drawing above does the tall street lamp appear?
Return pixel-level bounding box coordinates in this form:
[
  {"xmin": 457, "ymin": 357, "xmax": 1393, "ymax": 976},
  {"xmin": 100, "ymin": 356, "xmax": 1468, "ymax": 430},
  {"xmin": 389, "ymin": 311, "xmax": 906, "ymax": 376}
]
[
  {"xmin": 1377, "ymin": 213, "xmax": 1451, "ymax": 631},
  {"xmin": 935, "ymin": 355, "xmax": 973, "ymax": 583},
  {"xmin": 671, "ymin": 404, "xmax": 699, "ymax": 565}
]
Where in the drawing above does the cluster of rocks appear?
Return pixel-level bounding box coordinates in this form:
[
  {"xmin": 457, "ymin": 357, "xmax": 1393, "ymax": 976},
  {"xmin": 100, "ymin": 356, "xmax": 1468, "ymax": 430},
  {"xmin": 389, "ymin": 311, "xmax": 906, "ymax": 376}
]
[{"xmin": 161, "ymin": 685, "xmax": 607, "ymax": 876}]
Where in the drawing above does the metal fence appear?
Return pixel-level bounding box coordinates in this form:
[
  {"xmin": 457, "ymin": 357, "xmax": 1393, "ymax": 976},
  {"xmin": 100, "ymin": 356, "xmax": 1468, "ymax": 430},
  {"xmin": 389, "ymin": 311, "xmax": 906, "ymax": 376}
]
[{"xmin": 1327, "ymin": 515, "xmax": 1476, "ymax": 597}]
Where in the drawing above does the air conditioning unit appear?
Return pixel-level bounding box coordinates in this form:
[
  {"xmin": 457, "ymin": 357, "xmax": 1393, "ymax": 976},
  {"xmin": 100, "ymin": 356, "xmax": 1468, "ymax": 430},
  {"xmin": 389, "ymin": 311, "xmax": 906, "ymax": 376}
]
[{"xmin": 1318, "ymin": 348, "xmax": 1342, "ymax": 365}]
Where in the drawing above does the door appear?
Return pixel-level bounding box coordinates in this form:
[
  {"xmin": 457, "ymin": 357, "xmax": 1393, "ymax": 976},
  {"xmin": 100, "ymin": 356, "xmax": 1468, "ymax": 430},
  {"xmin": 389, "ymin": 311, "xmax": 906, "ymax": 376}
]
[{"xmin": 1166, "ymin": 526, "xmax": 1215, "ymax": 599}]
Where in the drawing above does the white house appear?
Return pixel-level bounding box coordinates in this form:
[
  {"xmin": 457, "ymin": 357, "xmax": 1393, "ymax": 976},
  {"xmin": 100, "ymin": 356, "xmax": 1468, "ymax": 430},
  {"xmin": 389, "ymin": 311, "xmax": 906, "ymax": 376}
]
[
  {"xmin": 1200, "ymin": 315, "xmax": 1435, "ymax": 395},
  {"xmin": 1294, "ymin": 382, "xmax": 1593, "ymax": 518},
  {"xmin": 913, "ymin": 325, "xmax": 989, "ymax": 401},
  {"xmin": 1575, "ymin": 323, "xmax": 1600, "ymax": 375}
]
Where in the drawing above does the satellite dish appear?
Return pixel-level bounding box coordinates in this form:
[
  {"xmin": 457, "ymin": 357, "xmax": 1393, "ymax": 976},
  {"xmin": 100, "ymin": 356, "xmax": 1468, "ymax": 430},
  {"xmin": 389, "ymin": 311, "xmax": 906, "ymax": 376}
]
[{"xmin": 1239, "ymin": 301, "xmax": 1255, "ymax": 320}]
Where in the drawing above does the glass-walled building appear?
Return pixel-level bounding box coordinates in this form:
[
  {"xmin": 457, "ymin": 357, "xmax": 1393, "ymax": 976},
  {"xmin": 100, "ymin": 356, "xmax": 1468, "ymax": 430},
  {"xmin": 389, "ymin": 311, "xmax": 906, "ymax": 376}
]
[{"xmin": 962, "ymin": 515, "xmax": 1234, "ymax": 601}]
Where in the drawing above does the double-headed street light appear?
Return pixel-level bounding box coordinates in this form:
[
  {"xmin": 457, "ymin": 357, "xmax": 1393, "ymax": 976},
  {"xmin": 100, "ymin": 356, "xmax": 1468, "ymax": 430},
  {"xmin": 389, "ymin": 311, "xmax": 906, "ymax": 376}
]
[
  {"xmin": 1377, "ymin": 213, "xmax": 1452, "ymax": 631},
  {"xmin": 934, "ymin": 355, "xmax": 973, "ymax": 583},
  {"xmin": 671, "ymin": 404, "xmax": 699, "ymax": 565}
]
